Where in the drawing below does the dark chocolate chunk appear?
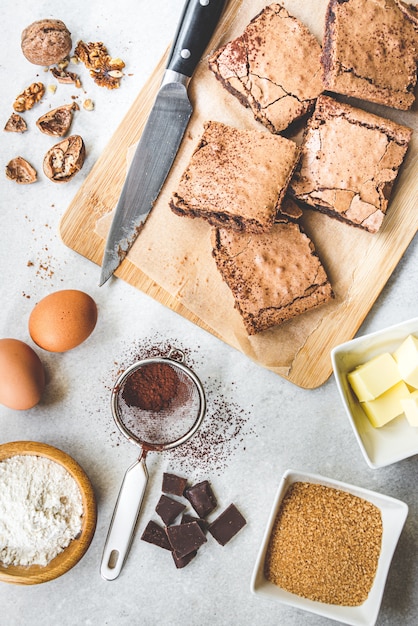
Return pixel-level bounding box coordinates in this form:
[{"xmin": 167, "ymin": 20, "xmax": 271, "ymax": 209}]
[
  {"xmin": 172, "ymin": 549, "xmax": 197, "ymax": 569},
  {"xmin": 141, "ymin": 520, "xmax": 172, "ymax": 551},
  {"xmin": 162, "ymin": 472, "xmax": 188, "ymax": 497},
  {"xmin": 167, "ymin": 521, "xmax": 207, "ymax": 558},
  {"xmin": 155, "ymin": 494, "xmax": 186, "ymax": 526},
  {"xmin": 185, "ymin": 480, "xmax": 217, "ymax": 518},
  {"xmin": 181, "ymin": 513, "xmax": 207, "ymax": 533},
  {"xmin": 208, "ymin": 504, "xmax": 246, "ymax": 546}
]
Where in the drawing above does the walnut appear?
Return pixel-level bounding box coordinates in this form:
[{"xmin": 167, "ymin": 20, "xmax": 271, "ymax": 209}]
[
  {"xmin": 43, "ymin": 134, "xmax": 85, "ymax": 183},
  {"xmin": 4, "ymin": 113, "xmax": 27, "ymax": 133},
  {"xmin": 50, "ymin": 66, "xmax": 82, "ymax": 87},
  {"xmin": 13, "ymin": 82, "xmax": 45, "ymax": 112},
  {"xmin": 83, "ymin": 99, "xmax": 94, "ymax": 111},
  {"xmin": 74, "ymin": 41, "xmax": 125, "ymax": 89},
  {"xmin": 21, "ymin": 19, "xmax": 72, "ymax": 66},
  {"xmin": 36, "ymin": 103, "xmax": 79, "ymax": 136},
  {"xmin": 6, "ymin": 157, "xmax": 37, "ymax": 184}
]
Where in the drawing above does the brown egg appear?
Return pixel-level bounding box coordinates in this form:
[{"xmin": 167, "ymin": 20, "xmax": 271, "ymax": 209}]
[
  {"xmin": 29, "ymin": 289, "xmax": 98, "ymax": 352},
  {"xmin": 0, "ymin": 338, "xmax": 46, "ymax": 410}
]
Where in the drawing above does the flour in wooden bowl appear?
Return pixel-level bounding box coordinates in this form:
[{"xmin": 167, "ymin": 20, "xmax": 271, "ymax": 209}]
[{"xmin": 0, "ymin": 455, "xmax": 83, "ymax": 567}]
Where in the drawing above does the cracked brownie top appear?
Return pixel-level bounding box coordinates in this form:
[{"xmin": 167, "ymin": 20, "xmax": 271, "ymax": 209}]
[
  {"xmin": 170, "ymin": 121, "xmax": 300, "ymax": 233},
  {"xmin": 290, "ymin": 95, "xmax": 412, "ymax": 233},
  {"xmin": 208, "ymin": 3, "xmax": 323, "ymax": 133},
  {"xmin": 322, "ymin": 0, "xmax": 418, "ymax": 110},
  {"xmin": 211, "ymin": 200, "xmax": 333, "ymax": 335}
]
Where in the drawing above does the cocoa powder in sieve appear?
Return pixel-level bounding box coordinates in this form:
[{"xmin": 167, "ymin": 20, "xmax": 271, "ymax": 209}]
[
  {"xmin": 121, "ymin": 362, "xmax": 179, "ymax": 411},
  {"xmin": 105, "ymin": 335, "xmax": 256, "ymax": 474}
]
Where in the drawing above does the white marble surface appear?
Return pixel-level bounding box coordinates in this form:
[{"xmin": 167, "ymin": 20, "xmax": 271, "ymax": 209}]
[{"xmin": 0, "ymin": 1, "xmax": 417, "ymax": 625}]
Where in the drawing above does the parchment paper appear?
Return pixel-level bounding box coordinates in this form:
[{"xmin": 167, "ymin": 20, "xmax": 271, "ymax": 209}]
[{"xmin": 95, "ymin": 0, "xmax": 418, "ymax": 383}]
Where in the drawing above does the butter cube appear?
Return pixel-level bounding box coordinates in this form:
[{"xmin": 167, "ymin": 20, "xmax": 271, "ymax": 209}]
[
  {"xmin": 393, "ymin": 334, "xmax": 418, "ymax": 388},
  {"xmin": 362, "ymin": 381, "xmax": 410, "ymax": 428},
  {"xmin": 401, "ymin": 389, "xmax": 418, "ymax": 427},
  {"xmin": 347, "ymin": 353, "xmax": 401, "ymax": 402}
]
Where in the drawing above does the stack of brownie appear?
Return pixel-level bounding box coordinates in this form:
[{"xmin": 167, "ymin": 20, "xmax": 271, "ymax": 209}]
[{"xmin": 170, "ymin": 1, "xmax": 415, "ymax": 336}]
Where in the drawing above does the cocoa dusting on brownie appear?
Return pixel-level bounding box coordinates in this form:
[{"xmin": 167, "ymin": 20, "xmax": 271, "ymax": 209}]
[
  {"xmin": 170, "ymin": 121, "xmax": 300, "ymax": 234},
  {"xmin": 208, "ymin": 3, "xmax": 323, "ymax": 133},
  {"xmin": 290, "ymin": 95, "xmax": 412, "ymax": 233},
  {"xmin": 322, "ymin": 0, "xmax": 418, "ymax": 110},
  {"xmin": 211, "ymin": 200, "xmax": 333, "ymax": 335}
]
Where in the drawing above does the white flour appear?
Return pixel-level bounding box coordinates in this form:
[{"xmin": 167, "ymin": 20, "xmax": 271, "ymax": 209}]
[{"xmin": 0, "ymin": 455, "xmax": 83, "ymax": 567}]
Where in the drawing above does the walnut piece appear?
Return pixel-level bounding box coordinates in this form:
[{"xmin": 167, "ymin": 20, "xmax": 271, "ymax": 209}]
[
  {"xmin": 43, "ymin": 134, "xmax": 86, "ymax": 183},
  {"xmin": 13, "ymin": 82, "xmax": 45, "ymax": 112},
  {"xmin": 4, "ymin": 113, "xmax": 27, "ymax": 133},
  {"xmin": 75, "ymin": 41, "xmax": 125, "ymax": 89},
  {"xmin": 6, "ymin": 157, "xmax": 37, "ymax": 184},
  {"xmin": 50, "ymin": 66, "xmax": 82, "ymax": 87},
  {"xmin": 83, "ymin": 99, "xmax": 94, "ymax": 111},
  {"xmin": 21, "ymin": 19, "xmax": 72, "ymax": 66},
  {"xmin": 36, "ymin": 102, "xmax": 79, "ymax": 136}
]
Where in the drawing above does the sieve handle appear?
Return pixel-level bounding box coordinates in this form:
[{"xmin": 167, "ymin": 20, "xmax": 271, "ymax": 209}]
[{"xmin": 100, "ymin": 456, "xmax": 148, "ymax": 580}]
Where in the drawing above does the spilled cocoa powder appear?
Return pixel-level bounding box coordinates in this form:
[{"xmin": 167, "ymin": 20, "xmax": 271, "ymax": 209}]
[{"xmin": 105, "ymin": 334, "xmax": 256, "ymax": 474}]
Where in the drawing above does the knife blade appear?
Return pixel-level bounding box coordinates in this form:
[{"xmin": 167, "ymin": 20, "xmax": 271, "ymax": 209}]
[{"xmin": 99, "ymin": 0, "xmax": 227, "ymax": 286}]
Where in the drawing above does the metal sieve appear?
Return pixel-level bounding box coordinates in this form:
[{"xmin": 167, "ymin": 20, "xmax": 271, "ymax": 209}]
[{"xmin": 100, "ymin": 349, "xmax": 206, "ymax": 581}]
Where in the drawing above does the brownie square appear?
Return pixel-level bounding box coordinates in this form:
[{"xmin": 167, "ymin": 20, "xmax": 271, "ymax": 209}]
[
  {"xmin": 170, "ymin": 121, "xmax": 300, "ymax": 234},
  {"xmin": 211, "ymin": 200, "xmax": 333, "ymax": 335},
  {"xmin": 209, "ymin": 4, "xmax": 323, "ymax": 133},
  {"xmin": 322, "ymin": 0, "xmax": 418, "ymax": 110},
  {"xmin": 290, "ymin": 95, "xmax": 412, "ymax": 233}
]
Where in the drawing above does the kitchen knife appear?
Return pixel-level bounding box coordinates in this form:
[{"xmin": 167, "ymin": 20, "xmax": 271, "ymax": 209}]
[{"xmin": 99, "ymin": 0, "xmax": 227, "ymax": 286}]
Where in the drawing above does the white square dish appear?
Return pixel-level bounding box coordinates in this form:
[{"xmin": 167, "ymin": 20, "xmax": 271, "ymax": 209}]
[
  {"xmin": 250, "ymin": 469, "xmax": 408, "ymax": 626},
  {"xmin": 331, "ymin": 317, "xmax": 418, "ymax": 468}
]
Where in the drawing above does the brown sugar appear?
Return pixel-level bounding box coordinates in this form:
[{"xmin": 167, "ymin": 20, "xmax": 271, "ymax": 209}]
[{"xmin": 264, "ymin": 482, "xmax": 382, "ymax": 606}]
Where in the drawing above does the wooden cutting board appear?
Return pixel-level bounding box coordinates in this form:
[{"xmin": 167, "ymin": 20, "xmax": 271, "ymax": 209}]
[{"xmin": 60, "ymin": 0, "xmax": 418, "ymax": 389}]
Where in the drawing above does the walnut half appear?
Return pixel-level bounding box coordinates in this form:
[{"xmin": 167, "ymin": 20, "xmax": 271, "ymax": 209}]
[
  {"xmin": 6, "ymin": 157, "xmax": 37, "ymax": 184},
  {"xmin": 36, "ymin": 102, "xmax": 79, "ymax": 136},
  {"xmin": 75, "ymin": 40, "xmax": 125, "ymax": 89},
  {"xmin": 43, "ymin": 134, "xmax": 85, "ymax": 183},
  {"xmin": 13, "ymin": 82, "xmax": 45, "ymax": 112}
]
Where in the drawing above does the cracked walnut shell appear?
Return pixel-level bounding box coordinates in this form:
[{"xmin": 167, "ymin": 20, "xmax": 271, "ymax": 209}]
[
  {"xmin": 4, "ymin": 113, "xmax": 27, "ymax": 133},
  {"xmin": 43, "ymin": 135, "xmax": 85, "ymax": 183},
  {"xmin": 21, "ymin": 19, "xmax": 72, "ymax": 66},
  {"xmin": 50, "ymin": 66, "xmax": 82, "ymax": 87},
  {"xmin": 6, "ymin": 157, "xmax": 37, "ymax": 184},
  {"xmin": 36, "ymin": 103, "xmax": 79, "ymax": 136}
]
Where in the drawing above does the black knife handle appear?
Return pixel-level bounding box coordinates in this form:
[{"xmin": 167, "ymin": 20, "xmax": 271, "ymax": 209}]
[{"xmin": 167, "ymin": 0, "xmax": 227, "ymax": 78}]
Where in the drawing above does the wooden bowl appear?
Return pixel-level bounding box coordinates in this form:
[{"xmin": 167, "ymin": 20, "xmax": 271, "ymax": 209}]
[{"xmin": 0, "ymin": 441, "xmax": 97, "ymax": 585}]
